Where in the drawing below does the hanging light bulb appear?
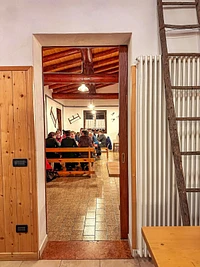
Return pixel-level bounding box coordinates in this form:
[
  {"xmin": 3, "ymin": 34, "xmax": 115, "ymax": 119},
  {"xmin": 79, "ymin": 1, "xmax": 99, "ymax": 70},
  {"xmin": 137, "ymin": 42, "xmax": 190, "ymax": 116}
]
[
  {"xmin": 91, "ymin": 110, "xmax": 96, "ymax": 115},
  {"xmin": 88, "ymin": 103, "xmax": 95, "ymax": 109},
  {"xmin": 78, "ymin": 84, "xmax": 89, "ymax": 92}
]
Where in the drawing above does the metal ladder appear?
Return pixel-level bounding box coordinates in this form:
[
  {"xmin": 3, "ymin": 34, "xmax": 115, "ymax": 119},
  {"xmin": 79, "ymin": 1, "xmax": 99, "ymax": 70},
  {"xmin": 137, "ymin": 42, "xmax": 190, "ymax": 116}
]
[{"xmin": 157, "ymin": 0, "xmax": 200, "ymax": 225}]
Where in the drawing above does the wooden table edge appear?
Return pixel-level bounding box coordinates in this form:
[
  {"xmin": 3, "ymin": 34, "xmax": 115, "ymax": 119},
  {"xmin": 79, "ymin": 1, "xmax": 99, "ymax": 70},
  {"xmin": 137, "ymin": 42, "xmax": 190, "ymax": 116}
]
[{"xmin": 141, "ymin": 227, "xmax": 159, "ymax": 267}]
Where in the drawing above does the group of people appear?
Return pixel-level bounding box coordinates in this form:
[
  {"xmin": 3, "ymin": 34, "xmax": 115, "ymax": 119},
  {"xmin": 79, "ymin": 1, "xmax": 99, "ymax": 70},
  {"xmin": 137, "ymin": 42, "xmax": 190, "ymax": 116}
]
[{"xmin": 46, "ymin": 128, "xmax": 111, "ymax": 172}]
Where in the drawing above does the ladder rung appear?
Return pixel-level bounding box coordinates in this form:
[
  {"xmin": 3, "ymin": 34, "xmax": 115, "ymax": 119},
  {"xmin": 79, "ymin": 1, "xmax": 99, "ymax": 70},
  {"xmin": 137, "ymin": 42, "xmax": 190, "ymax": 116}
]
[
  {"xmin": 176, "ymin": 117, "xmax": 200, "ymax": 121},
  {"xmin": 168, "ymin": 53, "xmax": 200, "ymax": 57},
  {"xmin": 172, "ymin": 86, "xmax": 200, "ymax": 90},
  {"xmin": 162, "ymin": 2, "xmax": 196, "ymax": 6},
  {"xmin": 186, "ymin": 188, "xmax": 200, "ymax": 193},
  {"xmin": 164, "ymin": 24, "xmax": 200, "ymax": 29},
  {"xmin": 181, "ymin": 151, "xmax": 200, "ymax": 156}
]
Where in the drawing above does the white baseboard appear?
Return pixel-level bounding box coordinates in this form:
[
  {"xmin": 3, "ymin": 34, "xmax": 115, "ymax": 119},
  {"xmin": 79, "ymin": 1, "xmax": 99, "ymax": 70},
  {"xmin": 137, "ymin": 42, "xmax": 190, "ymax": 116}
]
[{"xmin": 39, "ymin": 234, "xmax": 48, "ymax": 257}]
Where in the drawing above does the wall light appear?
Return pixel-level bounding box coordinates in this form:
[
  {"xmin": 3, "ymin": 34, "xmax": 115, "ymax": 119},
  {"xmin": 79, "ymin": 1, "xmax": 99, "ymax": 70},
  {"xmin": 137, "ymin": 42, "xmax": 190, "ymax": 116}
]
[{"xmin": 78, "ymin": 84, "xmax": 89, "ymax": 92}]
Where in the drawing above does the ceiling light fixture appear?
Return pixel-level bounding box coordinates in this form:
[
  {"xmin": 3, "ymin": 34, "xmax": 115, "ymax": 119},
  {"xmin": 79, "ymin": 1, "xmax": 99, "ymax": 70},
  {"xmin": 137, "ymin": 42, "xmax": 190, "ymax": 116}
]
[
  {"xmin": 78, "ymin": 84, "xmax": 89, "ymax": 92},
  {"xmin": 91, "ymin": 110, "xmax": 96, "ymax": 115},
  {"xmin": 88, "ymin": 103, "xmax": 95, "ymax": 109}
]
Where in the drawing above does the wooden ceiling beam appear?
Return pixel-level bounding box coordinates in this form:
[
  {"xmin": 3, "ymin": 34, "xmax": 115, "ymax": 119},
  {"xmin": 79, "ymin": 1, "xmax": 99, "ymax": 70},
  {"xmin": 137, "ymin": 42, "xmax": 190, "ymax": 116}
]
[
  {"xmin": 53, "ymin": 85, "xmax": 78, "ymax": 93},
  {"xmin": 44, "ymin": 54, "xmax": 119, "ymax": 73},
  {"xmin": 59, "ymin": 66, "xmax": 83, "ymax": 73},
  {"xmin": 94, "ymin": 56, "xmax": 119, "ymax": 68},
  {"xmin": 107, "ymin": 69, "xmax": 119, "ymax": 74},
  {"xmin": 44, "ymin": 73, "xmax": 118, "ymax": 84},
  {"xmin": 96, "ymin": 83, "xmax": 115, "ymax": 89},
  {"xmin": 49, "ymin": 84, "xmax": 67, "ymax": 90},
  {"xmin": 81, "ymin": 48, "xmax": 96, "ymax": 94},
  {"xmin": 43, "ymin": 57, "xmax": 82, "ymax": 72},
  {"xmin": 52, "ymin": 93, "xmax": 119, "ymax": 99},
  {"xmin": 95, "ymin": 64, "xmax": 119, "ymax": 73},
  {"xmin": 55, "ymin": 88, "xmax": 79, "ymax": 94},
  {"xmin": 43, "ymin": 48, "xmax": 80, "ymax": 63},
  {"xmin": 93, "ymin": 48, "xmax": 119, "ymax": 59}
]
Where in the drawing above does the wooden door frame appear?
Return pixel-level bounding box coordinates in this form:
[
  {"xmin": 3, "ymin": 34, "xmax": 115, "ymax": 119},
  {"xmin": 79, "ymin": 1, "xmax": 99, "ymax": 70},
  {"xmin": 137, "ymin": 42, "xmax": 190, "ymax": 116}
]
[
  {"xmin": 42, "ymin": 45, "xmax": 129, "ymax": 240},
  {"xmin": 119, "ymin": 46, "xmax": 129, "ymax": 238}
]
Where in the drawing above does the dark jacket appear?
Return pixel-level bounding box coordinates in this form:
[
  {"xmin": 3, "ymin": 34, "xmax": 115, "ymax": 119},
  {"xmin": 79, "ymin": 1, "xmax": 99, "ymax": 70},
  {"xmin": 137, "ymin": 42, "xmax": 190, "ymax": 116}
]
[
  {"xmin": 106, "ymin": 136, "xmax": 112, "ymax": 150},
  {"xmin": 46, "ymin": 137, "xmax": 59, "ymax": 158},
  {"xmin": 61, "ymin": 137, "xmax": 78, "ymax": 158},
  {"xmin": 79, "ymin": 136, "xmax": 93, "ymax": 158},
  {"xmin": 97, "ymin": 134, "xmax": 107, "ymax": 147}
]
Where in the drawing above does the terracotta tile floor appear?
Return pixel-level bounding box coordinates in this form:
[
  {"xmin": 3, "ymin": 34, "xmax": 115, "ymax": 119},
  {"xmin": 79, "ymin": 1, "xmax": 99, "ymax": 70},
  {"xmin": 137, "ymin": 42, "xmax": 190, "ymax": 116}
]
[
  {"xmin": 46, "ymin": 152, "xmax": 120, "ymax": 241},
  {"xmin": 0, "ymin": 259, "xmax": 155, "ymax": 266}
]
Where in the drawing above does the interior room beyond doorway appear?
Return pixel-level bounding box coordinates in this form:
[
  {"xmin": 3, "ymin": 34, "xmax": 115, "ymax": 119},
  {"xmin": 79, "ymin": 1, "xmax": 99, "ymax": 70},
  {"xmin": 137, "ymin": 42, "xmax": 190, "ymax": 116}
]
[{"xmin": 43, "ymin": 46, "xmax": 122, "ymax": 243}]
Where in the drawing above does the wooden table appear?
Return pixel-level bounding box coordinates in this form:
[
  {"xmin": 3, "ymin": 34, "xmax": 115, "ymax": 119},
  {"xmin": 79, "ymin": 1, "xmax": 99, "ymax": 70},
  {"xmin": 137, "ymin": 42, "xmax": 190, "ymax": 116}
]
[{"xmin": 142, "ymin": 226, "xmax": 200, "ymax": 267}]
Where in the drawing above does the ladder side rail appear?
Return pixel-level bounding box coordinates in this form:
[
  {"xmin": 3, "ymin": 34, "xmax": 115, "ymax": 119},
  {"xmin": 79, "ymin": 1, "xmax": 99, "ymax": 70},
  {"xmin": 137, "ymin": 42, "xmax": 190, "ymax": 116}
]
[
  {"xmin": 195, "ymin": 0, "xmax": 200, "ymax": 24},
  {"xmin": 157, "ymin": 0, "xmax": 190, "ymax": 225}
]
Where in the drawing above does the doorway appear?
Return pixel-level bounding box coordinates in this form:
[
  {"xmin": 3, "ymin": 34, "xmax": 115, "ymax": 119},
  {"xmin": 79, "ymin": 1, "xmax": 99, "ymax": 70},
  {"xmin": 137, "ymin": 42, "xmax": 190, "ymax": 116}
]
[
  {"xmin": 33, "ymin": 33, "xmax": 131, "ymax": 257},
  {"xmin": 43, "ymin": 45, "xmax": 128, "ymax": 243}
]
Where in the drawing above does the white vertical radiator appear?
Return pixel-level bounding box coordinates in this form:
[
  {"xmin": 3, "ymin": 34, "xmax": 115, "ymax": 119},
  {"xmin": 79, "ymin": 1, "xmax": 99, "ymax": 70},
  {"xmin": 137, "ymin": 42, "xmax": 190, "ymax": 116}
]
[{"xmin": 136, "ymin": 56, "xmax": 200, "ymax": 257}]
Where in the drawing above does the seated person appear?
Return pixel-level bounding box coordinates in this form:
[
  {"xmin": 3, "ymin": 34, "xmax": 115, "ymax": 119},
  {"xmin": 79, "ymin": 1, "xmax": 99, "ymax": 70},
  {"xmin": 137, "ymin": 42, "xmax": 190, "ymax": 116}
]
[
  {"xmin": 89, "ymin": 131, "xmax": 99, "ymax": 158},
  {"xmin": 61, "ymin": 130, "xmax": 78, "ymax": 171},
  {"xmin": 79, "ymin": 130, "xmax": 93, "ymax": 171},
  {"xmin": 45, "ymin": 132, "xmax": 61, "ymax": 171},
  {"xmin": 97, "ymin": 131, "xmax": 107, "ymax": 147},
  {"xmin": 70, "ymin": 130, "xmax": 79, "ymax": 146},
  {"xmin": 56, "ymin": 129, "xmax": 62, "ymax": 144}
]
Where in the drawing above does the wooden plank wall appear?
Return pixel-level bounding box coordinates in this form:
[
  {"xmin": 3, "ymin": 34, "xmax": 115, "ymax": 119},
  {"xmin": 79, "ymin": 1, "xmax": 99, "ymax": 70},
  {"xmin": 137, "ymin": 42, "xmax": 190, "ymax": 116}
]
[
  {"xmin": 131, "ymin": 66, "xmax": 137, "ymax": 249},
  {"xmin": 0, "ymin": 67, "xmax": 38, "ymax": 260}
]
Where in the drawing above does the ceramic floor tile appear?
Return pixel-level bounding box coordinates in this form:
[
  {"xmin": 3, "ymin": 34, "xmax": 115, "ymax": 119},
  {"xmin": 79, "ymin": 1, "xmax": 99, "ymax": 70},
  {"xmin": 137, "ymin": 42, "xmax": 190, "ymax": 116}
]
[
  {"xmin": 0, "ymin": 262, "xmax": 22, "ymax": 267},
  {"xmin": 100, "ymin": 259, "xmax": 139, "ymax": 267},
  {"xmin": 73, "ymin": 222, "xmax": 85, "ymax": 230},
  {"xmin": 83, "ymin": 235, "xmax": 95, "ymax": 240},
  {"xmin": 84, "ymin": 226, "xmax": 95, "ymax": 235},
  {"xmin": 138, "ymin": 258, "xmax": 155, "ymax": 266},
  {"xmin": 60, "ymin": 260, "xmax": 100, "ymax": 267},
  {"xmin": 96, "ymin": 209, "xmax": 105, "ymax": 215},
  {"xmin": 20, "ymin": 261, "xmax": 61, "ymax": 267},
  {"xmin": 85, "ymin": 218, "xmax": 95, "ymax": 226},
  {"xmin": 86, "ymin": 212, "xmax": 96, "ymax": 219},
  {"xmin": 96, "ymin": 214, "xmax": 106, "ymax": 221},
  {"xmin": 95, "ymin": 230, "xmax": 107, "ymax": 240},
  {"xmin": 96, "ymin": 222, "xmax": 107, "ymax": 231},
  {"xmin": 70, "ymin": 229, "xmax": 83, "ymax": 236},
  {"xmin": 96, "ymin": 198, "xmax": 104, "ymax": 204},
  {"xmin": 97, "ymin": 203, "xmax": 104, "ymax": 209},
  {"xmin": 46, "ymin": 153, "xmax": 120, "ymax": 241}
]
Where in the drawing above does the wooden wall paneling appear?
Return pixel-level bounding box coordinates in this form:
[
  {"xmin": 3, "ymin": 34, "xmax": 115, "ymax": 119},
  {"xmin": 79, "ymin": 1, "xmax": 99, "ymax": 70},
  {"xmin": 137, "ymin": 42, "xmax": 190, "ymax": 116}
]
[
  {"xmin": 0, "ymin": 67, "xmax": 38, "ymax": 260},
  {"xmin": 26, "ymin": 67, "xmax": 38, "ymax": 252},
  {"xmin": 13, "ymin": 71, "xmax": 32, "ymax": 252},
  {"xmin": 0, "ymin": 71, "xmax": 19, "ymax": 252},
  {"xmin": 119, "ymin": 46, "xmax": 129, "ymax": 239},
  {"xmin": 131, "ymin": 66, "xmax": 137, "ymax": 249},
  {"xmin": 0, "ymin": 73, "xmax": 6, "ymax": 252}
]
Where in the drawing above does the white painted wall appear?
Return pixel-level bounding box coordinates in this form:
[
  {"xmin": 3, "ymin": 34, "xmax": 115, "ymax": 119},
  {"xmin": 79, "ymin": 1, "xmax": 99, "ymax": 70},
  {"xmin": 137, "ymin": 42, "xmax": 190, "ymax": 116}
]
[
  {"xmin": 44, "ymin": 87, "xmax": 64, "ymax": 136},
  {"xmin": 44, "ymin": 94, "xmax": 119, "ymax": 143},
  {"xmin": 1, "ymin": 0, "xmax": 199, "ymax": 67},
  {"xmin": 1, "ymin": 0, "xmax": 199, "ymax": 253},
  {"xmin": 64, "ymin": 106, "xmax": 119, "ymax": 143}
]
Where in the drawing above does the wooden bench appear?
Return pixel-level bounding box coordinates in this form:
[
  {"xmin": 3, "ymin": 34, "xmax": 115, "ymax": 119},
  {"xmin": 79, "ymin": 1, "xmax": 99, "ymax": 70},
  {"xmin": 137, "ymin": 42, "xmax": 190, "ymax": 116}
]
[
  {"xmin": 142, "ymin": 226, "xmax": 200, "ymax": 267},
  {"xmin": 101, "ymin": 147, "xmax": 109, "ymax": 159},
  {"xmin": 46, "ymin": 147, "xmax": 95, "ymax": 177}
]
